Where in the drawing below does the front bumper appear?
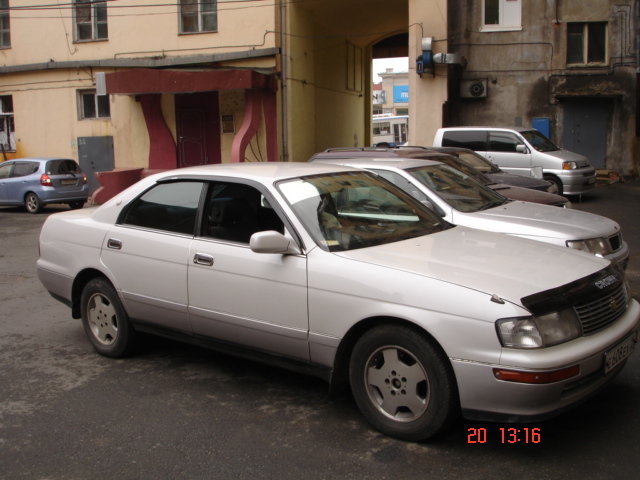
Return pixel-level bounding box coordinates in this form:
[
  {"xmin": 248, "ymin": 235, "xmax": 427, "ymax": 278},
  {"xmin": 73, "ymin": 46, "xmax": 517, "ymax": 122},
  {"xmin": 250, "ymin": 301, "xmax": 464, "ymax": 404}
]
[{"xmin": 453, "ymin": 299, "xmax": 640, "ymax": 422}]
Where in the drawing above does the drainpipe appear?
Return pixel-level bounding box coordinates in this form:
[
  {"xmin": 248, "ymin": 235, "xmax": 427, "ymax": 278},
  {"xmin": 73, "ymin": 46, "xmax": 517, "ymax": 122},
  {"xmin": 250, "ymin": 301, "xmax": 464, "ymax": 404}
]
[{"xmin": 280, "ymin": 0, "xmax": 289, "ymax": 162}]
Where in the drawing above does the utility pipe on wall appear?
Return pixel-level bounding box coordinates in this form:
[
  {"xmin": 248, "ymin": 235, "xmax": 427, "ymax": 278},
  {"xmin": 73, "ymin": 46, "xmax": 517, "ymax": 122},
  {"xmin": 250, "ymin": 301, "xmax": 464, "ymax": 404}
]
[{"xmin": 280, "ymin": 0, "xmax": 289, "ymax": 162}]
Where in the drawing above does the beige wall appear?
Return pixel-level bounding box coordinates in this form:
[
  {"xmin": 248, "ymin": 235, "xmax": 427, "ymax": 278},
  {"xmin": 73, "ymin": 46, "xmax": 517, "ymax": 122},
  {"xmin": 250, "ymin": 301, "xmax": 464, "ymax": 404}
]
[
  {"xmin": 1, "ymin": 1, "xmax": 449, "ymax": 169},
  {"xmin": 2, "ymin": 1, "xmax": 277, "ymax": 66},
  {"xmin": 0, "ymin": 1, "xmax": 279, "ymax": 166},
  {"xmin": 408, "ymin": 0, "xmax": 448, "ymax": 147}
]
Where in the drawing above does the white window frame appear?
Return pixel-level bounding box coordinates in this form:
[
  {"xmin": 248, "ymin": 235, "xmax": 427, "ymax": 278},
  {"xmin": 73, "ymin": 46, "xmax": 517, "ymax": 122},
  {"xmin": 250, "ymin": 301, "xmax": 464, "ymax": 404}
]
[
  {"xmin": 481, "ymin": 0, "xmax": 522, "ymax": 32},
  {"xmin": 78, "ymin": 90, "xmax": 111, "ymax": 120}
]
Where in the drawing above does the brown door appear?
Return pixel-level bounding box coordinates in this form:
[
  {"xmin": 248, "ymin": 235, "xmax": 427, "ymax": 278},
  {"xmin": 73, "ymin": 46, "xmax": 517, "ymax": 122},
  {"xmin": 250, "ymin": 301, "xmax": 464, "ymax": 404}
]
[{"xmin": 176, "ymin": 92, "xmax": 221, "ymax": 167}]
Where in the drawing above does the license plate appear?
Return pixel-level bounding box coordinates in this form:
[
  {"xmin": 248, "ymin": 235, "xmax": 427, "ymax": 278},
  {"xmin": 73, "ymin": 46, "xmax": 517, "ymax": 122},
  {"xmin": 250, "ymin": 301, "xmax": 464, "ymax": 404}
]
[
  {"xmin": 604, "ymin": 332, "xmax": 637, "ymax": 374},
  {"xmin": 61, "ymin": 179, "xmax": 77, "ymax": 185}
]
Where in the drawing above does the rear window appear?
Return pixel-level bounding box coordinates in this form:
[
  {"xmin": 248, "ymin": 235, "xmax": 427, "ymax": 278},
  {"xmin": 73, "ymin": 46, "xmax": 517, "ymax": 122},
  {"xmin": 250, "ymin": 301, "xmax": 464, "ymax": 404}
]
[
  {"xmin": 46, "ymin": 159, "xmax": 81, "ymax": 175},
  {"xmin": 441, "ymin": 131, "xmax": 488, "ymax": 151}
]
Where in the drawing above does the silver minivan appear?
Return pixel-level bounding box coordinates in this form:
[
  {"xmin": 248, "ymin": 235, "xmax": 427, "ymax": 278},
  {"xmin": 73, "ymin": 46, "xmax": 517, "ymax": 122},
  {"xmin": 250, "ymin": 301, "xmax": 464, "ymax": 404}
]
[{"xmin": 433, "ymin": 127, "xmax": 597, "ymax": 195}]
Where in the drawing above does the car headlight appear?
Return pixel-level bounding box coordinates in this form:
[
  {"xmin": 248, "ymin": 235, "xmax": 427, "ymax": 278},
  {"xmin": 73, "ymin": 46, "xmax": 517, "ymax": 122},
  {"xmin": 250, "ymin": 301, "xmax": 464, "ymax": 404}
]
[
  {"xmin": 562, "ymin": 161, "xmax": 578, "ymax": 170},
  {"xmin": 497, "ymin": 309, "xmax": 582, "ymax": 348},
  {"xmin": 566, "ymin": 238, "xmax": 610, "ymax": 256}
]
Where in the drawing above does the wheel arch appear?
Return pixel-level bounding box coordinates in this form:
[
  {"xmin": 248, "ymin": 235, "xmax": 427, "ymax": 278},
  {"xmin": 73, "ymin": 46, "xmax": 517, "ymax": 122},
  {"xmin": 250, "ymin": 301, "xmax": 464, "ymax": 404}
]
[
  {"xmin": 543, "ymin": 173, "xmax": 563, "ymax": 194},
  {"xmin": 328, "ymin": 316, "xmax": 452, "ymax": 394},
  {"xmin": 71, "ymin": 268, "xmax": 113, "ymax": 319}
]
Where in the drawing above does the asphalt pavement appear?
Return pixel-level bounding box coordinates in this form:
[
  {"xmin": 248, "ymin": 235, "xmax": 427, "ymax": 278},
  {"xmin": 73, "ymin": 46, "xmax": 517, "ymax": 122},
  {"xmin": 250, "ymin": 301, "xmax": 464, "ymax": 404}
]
[{"xmin": 1, "ymin": 180, "xmax": 639, "ymax": 480}]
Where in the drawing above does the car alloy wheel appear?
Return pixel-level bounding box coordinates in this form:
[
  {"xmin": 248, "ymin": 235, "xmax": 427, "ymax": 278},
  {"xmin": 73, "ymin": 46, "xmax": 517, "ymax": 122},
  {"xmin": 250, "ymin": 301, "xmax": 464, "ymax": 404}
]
[
  {"xmin": 349, "ymin": 325, "xmax": 458, "ymax": 441},
  {"xmin": 25, "ymin": 192, "xmax": 42, "ymax": 214},
  {"xmin": 81, "ymin": 278, "xmax": 135, "ymax": 358}
]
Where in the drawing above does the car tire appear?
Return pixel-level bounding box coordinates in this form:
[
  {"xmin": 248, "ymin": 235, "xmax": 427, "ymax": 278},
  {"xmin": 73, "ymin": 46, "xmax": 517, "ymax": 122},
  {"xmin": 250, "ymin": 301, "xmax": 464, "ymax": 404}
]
[
  {"xmin": 349, "ymin": 325, "xmax": 458, "ymax": 441},
  {"xmin": 81, "ymin": 278, "xmax": 136, "ymax": 358},
  {"xmin": 68, "ymin": 201, "xmax": 85, "ymax": 210},
  {"xmin": 543, "ymin": 175, "xmax": 563, "ymax": 196},
  {"xmin": 25, "ymin": 192, "xmax": 43, "ymax": 214}
]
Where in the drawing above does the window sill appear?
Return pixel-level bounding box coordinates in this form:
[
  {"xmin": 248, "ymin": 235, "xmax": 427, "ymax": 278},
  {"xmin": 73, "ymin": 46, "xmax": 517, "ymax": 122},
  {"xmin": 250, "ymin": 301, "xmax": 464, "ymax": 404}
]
[
  {"xmin": 178, "ymin": 30, "xmax": 218, "ymax": 36},
  {"xmin": 480, "ymin": 25, "xmax": 523, "ymax": 33},
  {"xmin": 566, "ymin": 63, "xmax": 608, "ymax": 69},
  {"xmin": 73, "ymin": 38, "xmax": 109, "ymax": 44}
]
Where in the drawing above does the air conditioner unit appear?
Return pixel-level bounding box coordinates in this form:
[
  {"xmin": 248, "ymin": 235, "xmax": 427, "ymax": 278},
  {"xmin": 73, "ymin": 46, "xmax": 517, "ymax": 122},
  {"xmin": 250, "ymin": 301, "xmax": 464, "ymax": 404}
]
[{"xmin": 460, "ymin": 79, "xmax": 488, "ymax": 98}]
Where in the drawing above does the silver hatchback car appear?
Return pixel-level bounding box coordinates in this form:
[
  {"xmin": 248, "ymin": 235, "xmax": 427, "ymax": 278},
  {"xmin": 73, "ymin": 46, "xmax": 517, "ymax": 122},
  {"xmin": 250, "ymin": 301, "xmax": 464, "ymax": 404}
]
[{"xmin": 0, "ymin": 158, "xmax": 89, "ymax": 213}]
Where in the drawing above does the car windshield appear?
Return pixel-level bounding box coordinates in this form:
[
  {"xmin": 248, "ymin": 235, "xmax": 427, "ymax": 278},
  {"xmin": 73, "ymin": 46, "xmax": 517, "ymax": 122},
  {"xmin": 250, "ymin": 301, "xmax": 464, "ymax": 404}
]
[
  {"xmin": 406, "ymin": 164, "xmax": 508, "ymax": 213},
  {"xmin": 425, "ymin": 154, "xmax": 493, "ymax": 184},
  {"xmin": 521, "ymin": 130, "xmax": 559, "ymax": 153},
  {"xmin": 277, "ymin": 171, "xmax": 449, "ymax": 252},
  {"xmin": 454, "ymin": 151, "xmax": 501, "ymax": 174}
]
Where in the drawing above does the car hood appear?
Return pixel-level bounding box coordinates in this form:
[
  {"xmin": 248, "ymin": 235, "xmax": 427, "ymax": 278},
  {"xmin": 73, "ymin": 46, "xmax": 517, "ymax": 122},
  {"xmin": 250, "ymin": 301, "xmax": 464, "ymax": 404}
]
[
  {"xmin": 488, "ymin": 184, "xmax": 569, "ymax": 206},
  {"xmin": 335, "ymin": 226, "xmax": 607, "ymax": 305},
  {"xmin": 451, "ymin": 201, "xmax": 619, "ymax": 240},
  {"xmin": 543, "ymin": 148, "xmax": 591, "ymax": 167},
  {"xmin": 486, "ymin": 172, "xmax": 551, "ymax": 190}
]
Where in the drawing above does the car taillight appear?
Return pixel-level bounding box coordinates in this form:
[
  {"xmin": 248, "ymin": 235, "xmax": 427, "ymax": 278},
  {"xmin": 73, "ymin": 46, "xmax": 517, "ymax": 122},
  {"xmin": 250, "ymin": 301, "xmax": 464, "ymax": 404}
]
[
  {"xmin": 40, "ymin": 174, "xmax": 52, "ymax": 186},
  {"xmin": 82, "ymin": 173, "xmax": 87, "ymax": 184}
]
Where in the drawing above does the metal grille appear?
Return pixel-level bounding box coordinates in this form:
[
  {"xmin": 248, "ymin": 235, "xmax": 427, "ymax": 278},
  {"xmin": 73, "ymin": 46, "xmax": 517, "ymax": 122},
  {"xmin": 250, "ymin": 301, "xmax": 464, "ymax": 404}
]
[
  {"xmin": 608, "ymin": 233, "xmax": 622, "ymax": 252},
  {"xmin": 575, "ymin": 284, "xmax": 628, "ymax": 335}
]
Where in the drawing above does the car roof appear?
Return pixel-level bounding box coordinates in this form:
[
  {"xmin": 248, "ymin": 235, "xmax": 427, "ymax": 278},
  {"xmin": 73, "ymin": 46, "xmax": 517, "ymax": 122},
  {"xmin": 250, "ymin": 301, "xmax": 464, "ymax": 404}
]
[
  {"xmin": 3, "ymin": 157, "xmax": 76, "ymax": 163},
  {"xmin": 309, "ymin": 157, "xmax": 444, "ymax": 170},
  {"xmin": 313, "ymin": 147, "xmax": 456, "ymax": 160},
  {"xmin": 149, "ymin": 161, "xmax": 364, "ymax": 183},
  {"xmin": 438, "ymin": 126, "xmax": 533, "ymax": 133}
]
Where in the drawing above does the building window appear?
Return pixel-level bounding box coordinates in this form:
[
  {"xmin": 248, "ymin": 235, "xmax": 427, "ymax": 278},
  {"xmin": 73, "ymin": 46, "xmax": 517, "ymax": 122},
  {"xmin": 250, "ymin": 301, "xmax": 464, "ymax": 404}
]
[
  {"xmin": 180, "ymin": 0, "xmax": 217, "ymax": 34},
  {"xmin": 0, "ymin": 95, "xmax": 15, "ymax": 152},
  {"xmin": 567, "ymin": 22, "xmax": 607, "ymax": 65},
  {"xmin": 482, "ymin": 0, "xmax": 521, "ymax": 32},
  {"xmin": 0, "ymin": 0, "xmax": 10, "ymax": 48},
  {"xmin": 78, "ymin": 90, "xmax": 110, "ymax": 120},
  {"xmin": 75, "ymin": 0, "xmax": 108, "ymax": 42}
]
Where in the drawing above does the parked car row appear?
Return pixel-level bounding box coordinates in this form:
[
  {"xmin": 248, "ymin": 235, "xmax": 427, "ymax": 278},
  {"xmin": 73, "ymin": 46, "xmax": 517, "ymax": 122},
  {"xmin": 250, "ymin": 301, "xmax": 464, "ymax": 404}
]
[
  {"xmin": 37, "ymin": 158, "xmax": 638, "ymax": 442},
  {"xmin": 309, "ymin": 147, "xmax": 629, "ymax": 269}
]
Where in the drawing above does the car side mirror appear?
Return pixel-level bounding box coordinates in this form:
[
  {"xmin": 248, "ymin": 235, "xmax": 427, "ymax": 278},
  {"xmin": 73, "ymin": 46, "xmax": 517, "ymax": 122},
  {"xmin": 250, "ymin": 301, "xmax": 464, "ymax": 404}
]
[
  {"xmin": 516, "ymin": 144, "xmax": 528, "ymax": 154},
  {"xmin": 250, "ymin": 230, "xmax": 301, "ymax": 255}
]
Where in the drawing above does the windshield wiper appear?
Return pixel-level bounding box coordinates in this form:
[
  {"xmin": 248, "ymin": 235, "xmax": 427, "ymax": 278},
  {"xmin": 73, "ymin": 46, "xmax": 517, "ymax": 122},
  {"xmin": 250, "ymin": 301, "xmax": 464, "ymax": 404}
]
[{"xmin": 478, "ymin": 199, "xmax": 508, "ymax": 211}]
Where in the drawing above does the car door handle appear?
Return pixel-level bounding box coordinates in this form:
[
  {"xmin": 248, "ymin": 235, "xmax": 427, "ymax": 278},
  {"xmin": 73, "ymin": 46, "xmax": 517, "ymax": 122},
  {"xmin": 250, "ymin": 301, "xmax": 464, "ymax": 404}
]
[
  {"xmin": 193, "ymin": 253, "xmax": 214, "ymax": 266},
  {"xmin": 107, "ymin": 238, "xmax": 122, "ymax": 250}
]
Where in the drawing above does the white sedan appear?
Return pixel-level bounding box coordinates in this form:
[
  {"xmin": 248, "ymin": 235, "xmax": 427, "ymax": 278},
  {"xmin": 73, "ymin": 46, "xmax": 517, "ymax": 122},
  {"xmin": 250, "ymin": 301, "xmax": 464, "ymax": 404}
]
[{"xmin": 37, "ymin": 162, "xmax": 639, "ymax": 441}]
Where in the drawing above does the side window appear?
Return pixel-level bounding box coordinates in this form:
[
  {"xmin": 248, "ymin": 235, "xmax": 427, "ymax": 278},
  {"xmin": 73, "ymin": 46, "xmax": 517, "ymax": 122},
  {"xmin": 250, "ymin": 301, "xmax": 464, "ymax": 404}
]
[
  {"xmin": 0, "ymin": 162, "xmax": 12, "ymax": 179},
  {"xmin": 204, "ymin": 182, "xmax": 284, "ymax": 244},
  {"xmin": 180, "ymin": 0, "xmax": 217, "ymax": 34},
  {"xmin": 488, "ymin": 132, "xmax": 522, "ymax": 153},
  {"xmin": 122, "ymin": 182, "xmax": 204, "ymax": 235},
  {"xmin": 441, "ymin": 130, "xmax": 488, "ymax": 151},
  {"xmin": 78, "ymin": 90, "xmax": 110, "ymax": 120},
  {"xmin": 74, "ymin": 0, "xmax": 107, "ymax": 42},
  {"xmin": 11, "ymin": 162, "xmax": 34, "ymax": 178}
]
